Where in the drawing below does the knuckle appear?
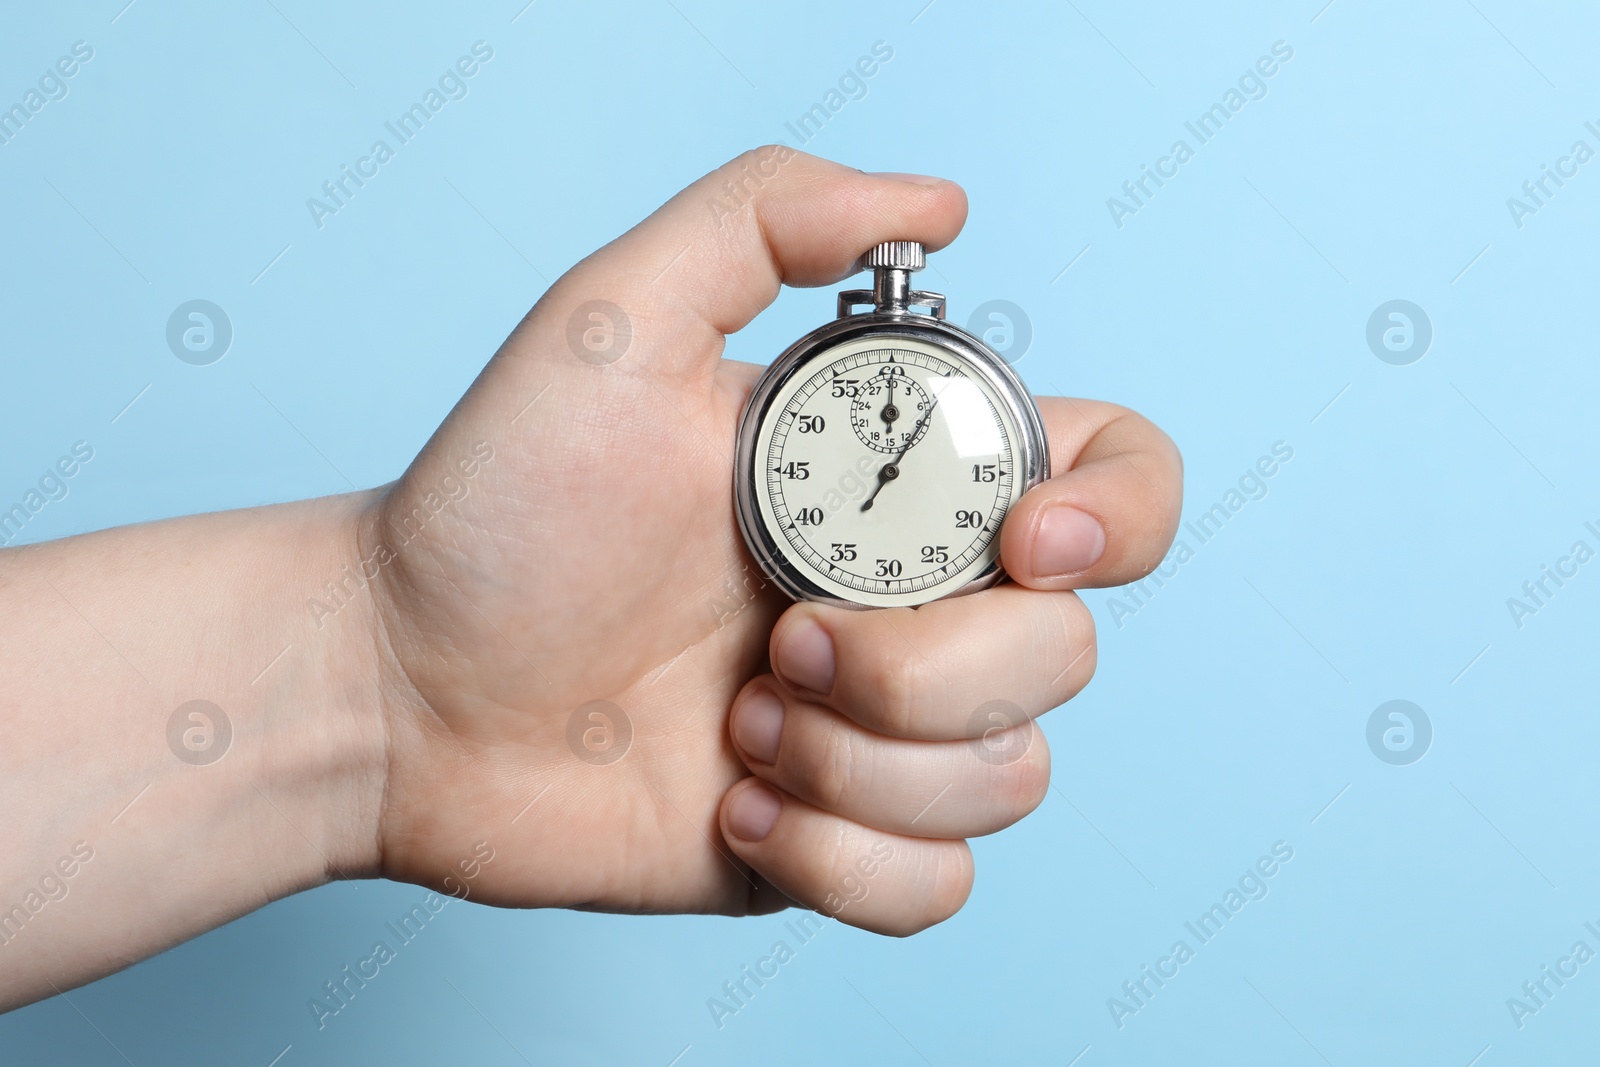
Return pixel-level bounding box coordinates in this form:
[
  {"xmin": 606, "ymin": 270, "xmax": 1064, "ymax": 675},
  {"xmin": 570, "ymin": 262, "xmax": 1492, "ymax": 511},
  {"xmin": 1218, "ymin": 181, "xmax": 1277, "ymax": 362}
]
[
  {"xmin": 723, "ymin": 145, "xmax": 798, "ymax": 187},
  {"xmin": 862, "ymin": 650, "xmax": 929, "ymax": 736},
  {"xmin": 798, "ymin": 721, "xmax": 858, "ymax": 812},
  {"xmin": 1096, "ymin": 401, "xmax": 1140, "ymax": 427},
  {"xmin": 1098, "ymin": 405, "xmax": 1184, "ymax": 498},
  {"xmin": 1106, "ymin": 403, "xmax": 1170, "ymax": 454}
]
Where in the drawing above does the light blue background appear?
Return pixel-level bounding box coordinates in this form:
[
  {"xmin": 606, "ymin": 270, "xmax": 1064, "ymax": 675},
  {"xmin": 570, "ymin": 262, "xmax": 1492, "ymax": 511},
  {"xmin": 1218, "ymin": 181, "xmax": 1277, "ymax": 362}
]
[{"xmin": 2, "ymin": 1, "xmax": 1597, "ymax": 1063}]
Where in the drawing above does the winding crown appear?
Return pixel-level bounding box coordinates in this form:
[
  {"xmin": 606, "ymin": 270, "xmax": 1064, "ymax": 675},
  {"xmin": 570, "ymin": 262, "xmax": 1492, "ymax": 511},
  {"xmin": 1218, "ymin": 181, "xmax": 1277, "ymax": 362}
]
[{"xmin": 864, "ymin": 241, "xmax": 925, "ymax": 272}]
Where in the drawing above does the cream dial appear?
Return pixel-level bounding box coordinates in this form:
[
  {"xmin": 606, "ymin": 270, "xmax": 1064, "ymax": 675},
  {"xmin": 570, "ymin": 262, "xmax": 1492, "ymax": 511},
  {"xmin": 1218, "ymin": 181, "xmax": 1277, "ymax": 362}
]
[{"xmin": 755, "ymin": 335, "xmax": 1026, "ymax": 608}]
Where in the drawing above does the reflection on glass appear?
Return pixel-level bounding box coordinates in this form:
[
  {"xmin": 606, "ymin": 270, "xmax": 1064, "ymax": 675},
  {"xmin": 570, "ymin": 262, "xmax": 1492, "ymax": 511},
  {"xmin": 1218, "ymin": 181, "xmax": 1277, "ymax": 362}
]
[{"xmin": 929, "ymin": 377, "xmax": 1002, "ymax": 457}]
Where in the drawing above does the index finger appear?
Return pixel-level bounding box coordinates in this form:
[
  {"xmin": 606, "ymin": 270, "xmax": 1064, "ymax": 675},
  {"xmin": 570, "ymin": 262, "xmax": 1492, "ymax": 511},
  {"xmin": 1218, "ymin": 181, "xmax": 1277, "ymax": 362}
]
[{"xmin": 998, "ymin": 397, "xmax": 1183, "ymax": 590}]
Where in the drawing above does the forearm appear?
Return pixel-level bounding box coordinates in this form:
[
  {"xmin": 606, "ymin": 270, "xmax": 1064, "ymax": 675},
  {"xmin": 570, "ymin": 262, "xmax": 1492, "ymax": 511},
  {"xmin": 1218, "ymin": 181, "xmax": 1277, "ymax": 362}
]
[{"xmin": 0, "ymin": 492, "xmax": 388, "ymax": 1010}]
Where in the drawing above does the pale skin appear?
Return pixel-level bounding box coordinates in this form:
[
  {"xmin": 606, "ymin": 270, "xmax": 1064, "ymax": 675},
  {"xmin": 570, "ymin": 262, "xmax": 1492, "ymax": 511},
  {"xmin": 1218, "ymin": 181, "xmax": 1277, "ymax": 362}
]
[{"xmin": 0, "ymin": 148, "xmax": 1181, "ymax": 1012}]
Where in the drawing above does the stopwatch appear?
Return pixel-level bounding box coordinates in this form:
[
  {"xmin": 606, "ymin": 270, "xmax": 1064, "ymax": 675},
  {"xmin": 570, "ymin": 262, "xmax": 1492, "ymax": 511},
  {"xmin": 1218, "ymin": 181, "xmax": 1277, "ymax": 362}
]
[{"xmin": 734, "ymin": 240, "xmax": 1050, "ymax": 609}]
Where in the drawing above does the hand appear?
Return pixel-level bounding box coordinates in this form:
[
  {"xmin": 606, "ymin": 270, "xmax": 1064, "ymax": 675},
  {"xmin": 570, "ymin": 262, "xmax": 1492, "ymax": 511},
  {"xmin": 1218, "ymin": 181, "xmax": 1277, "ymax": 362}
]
[{"xmin": 364, "ymin": 147, "xmax": 1184, "ymax": 934}]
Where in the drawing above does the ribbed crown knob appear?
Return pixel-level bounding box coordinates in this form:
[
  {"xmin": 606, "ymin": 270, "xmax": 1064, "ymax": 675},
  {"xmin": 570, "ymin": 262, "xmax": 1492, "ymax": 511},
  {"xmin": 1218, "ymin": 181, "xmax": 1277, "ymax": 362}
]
[{"xmin": 864, "ymin": 241, "xmax": 925, "ymax": 272}]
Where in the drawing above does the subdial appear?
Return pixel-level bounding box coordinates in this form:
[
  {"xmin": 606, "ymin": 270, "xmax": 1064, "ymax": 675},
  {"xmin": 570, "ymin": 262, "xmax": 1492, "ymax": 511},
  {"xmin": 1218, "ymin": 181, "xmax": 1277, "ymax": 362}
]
[{"xmin": 850, "ymin": 369, "xmax": 933, "ymax": 453}]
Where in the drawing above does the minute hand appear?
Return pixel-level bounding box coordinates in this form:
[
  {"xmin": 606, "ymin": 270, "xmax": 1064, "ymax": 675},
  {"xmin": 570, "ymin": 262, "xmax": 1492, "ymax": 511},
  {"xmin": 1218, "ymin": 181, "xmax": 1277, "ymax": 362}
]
[{"xmin": 860, "ymin": 400, "xmax": 937, "ymax": 513}]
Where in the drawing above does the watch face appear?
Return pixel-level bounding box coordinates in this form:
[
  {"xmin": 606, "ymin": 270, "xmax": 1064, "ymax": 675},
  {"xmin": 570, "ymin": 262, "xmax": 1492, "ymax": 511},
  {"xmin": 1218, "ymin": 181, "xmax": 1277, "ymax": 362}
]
[{"xmin": 749, "ymin": 333, "xmax": 1033, "ymax": 608}]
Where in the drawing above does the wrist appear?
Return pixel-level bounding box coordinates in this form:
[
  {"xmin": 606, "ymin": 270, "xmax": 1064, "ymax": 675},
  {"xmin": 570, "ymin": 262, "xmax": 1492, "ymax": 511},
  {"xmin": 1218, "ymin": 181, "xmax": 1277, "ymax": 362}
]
[
  {"xmin": 259, "ymin": 490, "xmax": 394, "ymax": 884},
  {"xmin": 0, "ymin": 492, "xmax": 392, "ymax": 1008},
  {"xmin": 131, "ymin": 490, "xmax": 393, "ymax": 889},
  {"xmin": 25, "ymin": 490, "xmax": 394, "ymax": 884}
]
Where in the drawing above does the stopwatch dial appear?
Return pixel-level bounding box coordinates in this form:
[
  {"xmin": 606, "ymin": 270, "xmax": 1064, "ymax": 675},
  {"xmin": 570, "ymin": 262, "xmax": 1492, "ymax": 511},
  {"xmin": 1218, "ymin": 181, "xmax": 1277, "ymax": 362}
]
[
  {"xmin": 849, "ymin": 367, "xmax": 933, "ymax": 453},
  {"xmin": 755, "ymin": 337, "xmax": 1028, "ymax": 608}
]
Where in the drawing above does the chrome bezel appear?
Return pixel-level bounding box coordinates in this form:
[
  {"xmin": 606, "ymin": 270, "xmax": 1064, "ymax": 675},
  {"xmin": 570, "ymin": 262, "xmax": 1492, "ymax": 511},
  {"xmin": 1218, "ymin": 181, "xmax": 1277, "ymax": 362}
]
[{"xmin": 734, "ymin": 310, "xmax": 1050, "ymax": 609}]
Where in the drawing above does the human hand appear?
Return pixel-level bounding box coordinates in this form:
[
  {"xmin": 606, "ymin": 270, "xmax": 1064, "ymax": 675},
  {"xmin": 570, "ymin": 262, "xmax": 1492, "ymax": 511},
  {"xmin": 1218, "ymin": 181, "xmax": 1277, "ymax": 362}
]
[{"xmin": 362, "ymin": 148, "xmax": 1183, "ymax": 933}]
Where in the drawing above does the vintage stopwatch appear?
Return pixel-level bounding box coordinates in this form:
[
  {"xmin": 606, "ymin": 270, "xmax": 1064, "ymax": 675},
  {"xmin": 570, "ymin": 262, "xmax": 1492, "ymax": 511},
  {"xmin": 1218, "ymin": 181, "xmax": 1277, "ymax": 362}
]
[{"xmin": 734, "ymin": 240, "xmax": 1050, "ymax": 608}]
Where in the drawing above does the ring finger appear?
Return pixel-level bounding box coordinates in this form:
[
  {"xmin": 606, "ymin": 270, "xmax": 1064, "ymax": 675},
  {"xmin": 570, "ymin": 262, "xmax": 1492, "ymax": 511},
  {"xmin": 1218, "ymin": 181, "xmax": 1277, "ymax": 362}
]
[{"xmin": 729, "ymin": 679, "xmax": 1050, "ymax": 837}]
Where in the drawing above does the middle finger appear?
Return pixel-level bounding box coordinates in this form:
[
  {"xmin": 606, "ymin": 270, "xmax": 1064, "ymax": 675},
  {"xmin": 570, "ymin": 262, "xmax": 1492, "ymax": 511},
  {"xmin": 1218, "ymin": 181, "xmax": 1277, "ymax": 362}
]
[{"xmin": 768, "ymin": 583, "xmax": 1097, "ymax": 741}]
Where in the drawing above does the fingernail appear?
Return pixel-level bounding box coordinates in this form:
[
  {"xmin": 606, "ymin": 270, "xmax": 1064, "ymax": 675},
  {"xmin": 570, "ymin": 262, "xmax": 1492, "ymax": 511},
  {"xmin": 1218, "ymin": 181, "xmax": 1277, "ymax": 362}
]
[
  {"xmin": 1033, "ymin": 506, "xmax": 1106, "ymax": 578},
  {"xmin": 867, "ymin": 170, "xmax": 945, "ymax": 185},
  {"xmin": 727, "ymin": 782, "xmax": 782, "ymax": 842},
  {"xmin": 733, "ymin": 688, "xmax": 784, "ymax": 765},
  {"xmin": 776, "ymin": 618, "xmax": 835, "ymax": 695}
]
